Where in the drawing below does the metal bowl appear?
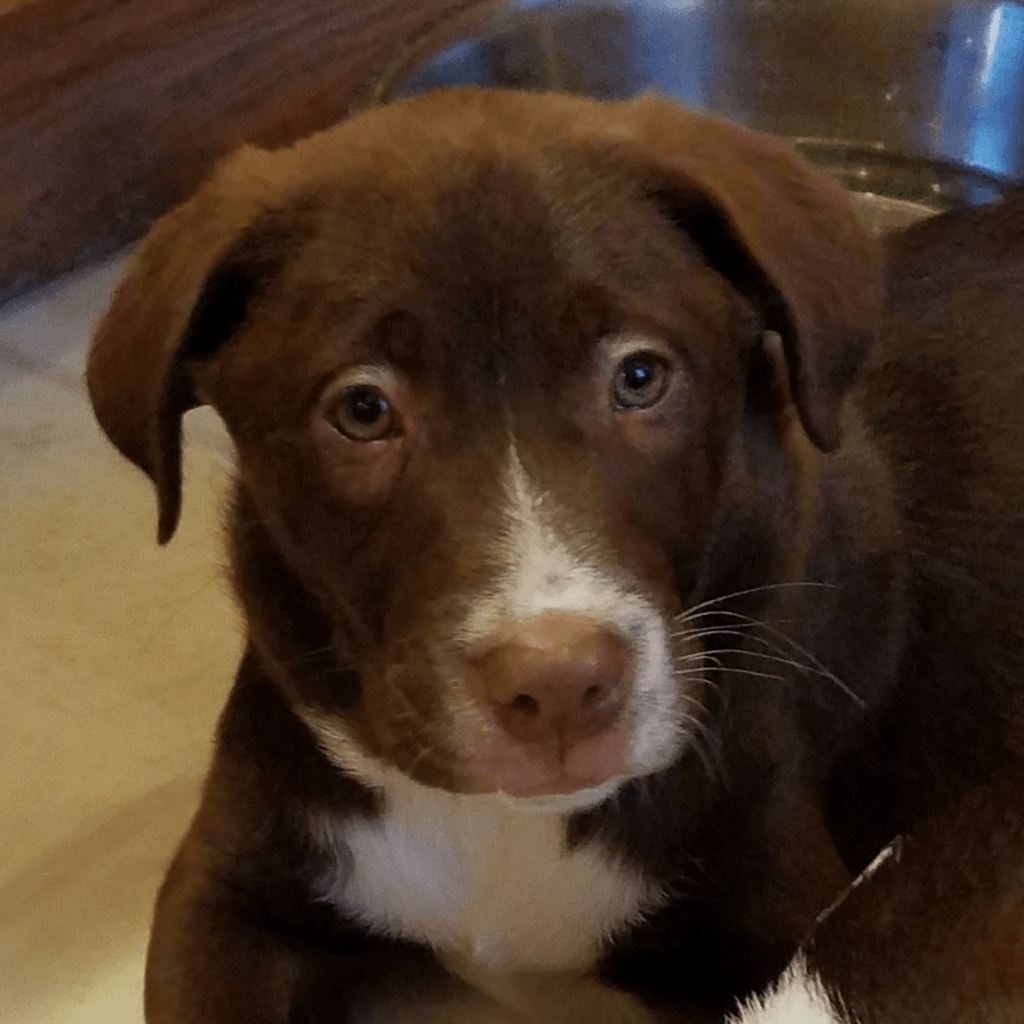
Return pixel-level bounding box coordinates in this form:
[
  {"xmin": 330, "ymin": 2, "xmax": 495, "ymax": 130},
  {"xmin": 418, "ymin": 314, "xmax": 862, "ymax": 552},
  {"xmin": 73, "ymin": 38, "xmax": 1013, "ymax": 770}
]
[{"xmin": 378, "ymin": 0, "xmax": 1024, "ymax": 234}]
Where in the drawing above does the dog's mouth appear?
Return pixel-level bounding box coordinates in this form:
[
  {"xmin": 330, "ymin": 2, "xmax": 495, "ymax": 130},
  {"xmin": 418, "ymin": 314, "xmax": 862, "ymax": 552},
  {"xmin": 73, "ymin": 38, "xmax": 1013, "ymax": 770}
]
[
  {"xmin": 304, "ymin": 595, "xmax": 691, "ymax": 804},
  {"xmin": 462, "ymin": 699, "xmax": 632, "ymax": 800}
]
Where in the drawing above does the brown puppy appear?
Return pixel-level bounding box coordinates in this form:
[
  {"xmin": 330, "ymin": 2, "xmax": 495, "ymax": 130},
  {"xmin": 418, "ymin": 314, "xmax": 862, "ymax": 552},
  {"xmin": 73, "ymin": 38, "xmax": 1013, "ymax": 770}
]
[{"xmin": 87, "ymin": 88, "xmax": 1024, "ymax": 1023}]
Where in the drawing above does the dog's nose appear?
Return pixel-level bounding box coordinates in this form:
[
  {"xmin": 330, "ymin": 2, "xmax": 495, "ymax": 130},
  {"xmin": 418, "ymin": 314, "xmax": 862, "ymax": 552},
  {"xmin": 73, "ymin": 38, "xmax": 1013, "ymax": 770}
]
[{"xmin": 470, "ymin": 614, "xmax": 632, "ymax": 756}]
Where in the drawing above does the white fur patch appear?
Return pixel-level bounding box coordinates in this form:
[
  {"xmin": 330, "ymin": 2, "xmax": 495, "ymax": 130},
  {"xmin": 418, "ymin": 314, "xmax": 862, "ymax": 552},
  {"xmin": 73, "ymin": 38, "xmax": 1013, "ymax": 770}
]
[
  {"xmin": 730, "ymin": 956, "xmax": 847, "ymax": 1024},
  {"xmin": 311, "ymin": 764, "xmax": 661, "ymax": 973},
  {"xmin": 298, "ymin": 440, "xmax": 682, "ymax": 976},
  {"xmin": 457, "ymin": 446, "xmax": 682, "ymax": 778}
]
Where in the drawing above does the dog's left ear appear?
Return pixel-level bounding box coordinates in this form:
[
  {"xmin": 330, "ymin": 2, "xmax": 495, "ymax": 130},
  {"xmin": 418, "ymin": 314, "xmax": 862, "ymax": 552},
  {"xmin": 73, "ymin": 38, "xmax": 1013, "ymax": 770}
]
[{"xmin": 595, "ymin": 96, "xmax": 882, "ymax": 452}]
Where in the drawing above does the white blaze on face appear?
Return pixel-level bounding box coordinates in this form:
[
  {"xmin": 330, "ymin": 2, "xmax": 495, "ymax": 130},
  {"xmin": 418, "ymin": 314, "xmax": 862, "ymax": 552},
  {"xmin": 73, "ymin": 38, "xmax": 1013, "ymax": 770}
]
[{"xmin": 457, "ymin": 445, "xmax": 682, "ymax": 782}]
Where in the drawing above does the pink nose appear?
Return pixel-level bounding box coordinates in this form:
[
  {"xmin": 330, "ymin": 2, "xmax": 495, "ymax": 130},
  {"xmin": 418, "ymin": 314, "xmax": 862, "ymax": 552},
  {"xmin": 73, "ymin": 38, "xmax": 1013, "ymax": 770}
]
[{"xmin": 469, "ymin": 613, "xmax": 632, "ymax": 758}]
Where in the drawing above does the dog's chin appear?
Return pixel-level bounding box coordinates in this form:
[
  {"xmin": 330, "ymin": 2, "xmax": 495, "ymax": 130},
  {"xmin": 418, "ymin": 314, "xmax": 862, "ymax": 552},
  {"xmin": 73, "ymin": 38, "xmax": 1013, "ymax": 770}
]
[{"xmin": 493, "ymin": 777, "xmax": 626, "ymax": 814}]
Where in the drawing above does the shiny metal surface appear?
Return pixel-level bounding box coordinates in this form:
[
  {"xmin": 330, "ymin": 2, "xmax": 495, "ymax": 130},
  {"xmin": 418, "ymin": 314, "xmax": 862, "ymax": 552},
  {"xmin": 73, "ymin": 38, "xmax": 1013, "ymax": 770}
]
[{"xmin": 382, "ymin": 0, "xmax": 1024, "ymax": 230}]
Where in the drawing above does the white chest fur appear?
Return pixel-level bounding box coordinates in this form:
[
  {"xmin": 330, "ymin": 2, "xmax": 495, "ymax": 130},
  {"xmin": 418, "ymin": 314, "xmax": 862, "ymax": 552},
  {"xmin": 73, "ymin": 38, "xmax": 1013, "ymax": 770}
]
[{"xmin": 316, "ymin": 773, "xmax": 659, "ymax": 973}]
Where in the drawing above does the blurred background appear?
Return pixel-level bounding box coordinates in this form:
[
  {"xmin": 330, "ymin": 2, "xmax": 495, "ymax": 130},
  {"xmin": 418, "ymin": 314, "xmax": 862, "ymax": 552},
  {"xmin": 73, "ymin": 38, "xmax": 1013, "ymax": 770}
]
[{"xmin": 2, "ymin": 1, "xmax": 1022, "ymax": 1020}]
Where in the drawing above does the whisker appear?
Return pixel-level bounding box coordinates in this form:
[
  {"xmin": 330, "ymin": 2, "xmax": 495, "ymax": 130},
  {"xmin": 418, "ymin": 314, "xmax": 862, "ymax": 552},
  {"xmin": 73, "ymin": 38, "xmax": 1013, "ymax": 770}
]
[
  {"xmin": 694, "ymin": 618, "xmax": 864, "ymax": 710},
  {"xmin": 671, "ymin": 627, "xmax": 796, "ymax": 658},
  {"xmin": 677, "ymin": 691, "xmax": 713, "ymax": 707},
  {"xmin": 706, "ymin": 666, "xmax": 787, "ymax": 684},
  {"xmin": 682, "ymin": 607, "xmax": 781, "ymax": 624},
  {"xmin": 750, "ymin": 622, "xmax": 865, "ymax": 709},
  {"xmin": 685, "ymin": 729, "xmax": 720, "ymax": 782},
  {"xmin": 679, "ymin": 581, "xmax": 839, "ymax": 620},
  {"xmin": 680, "ymin": 608, "xmax": 800, "ymax": 628},
  {"xmin": 672, "ymin": 697, "xmax": 721, "ymax": 783},
  {"xmin": 676, "ymin": 643, "xmax": 842, "ymax": 687},
  {"xmin": 673, "ymin": 663, "xmax": 724, "ymax": 682},
  {"xmin": 405, "ymin": 744, "xmax": 440, "ymax": 779},
  {"xmin": 673, "ymin": 650, "xmax": 726, "ymax": 665},
  {"xmin": 671, "ymin": 619, "xmax": 865, "ymax": 709}
]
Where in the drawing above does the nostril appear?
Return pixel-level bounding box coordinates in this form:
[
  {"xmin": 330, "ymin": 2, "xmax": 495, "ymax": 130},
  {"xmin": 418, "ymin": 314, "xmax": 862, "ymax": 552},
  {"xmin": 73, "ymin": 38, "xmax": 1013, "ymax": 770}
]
[
  {"xmin": 501, "ymin": 680, "xmax": 623, "ymax": 722},
  {"xmin": 470, "ymin": 615, "xmax": 635, "ymax": 752},
  {"xmin": 509, "ymin": 693, "xmax": 541, "ymax": 717}
]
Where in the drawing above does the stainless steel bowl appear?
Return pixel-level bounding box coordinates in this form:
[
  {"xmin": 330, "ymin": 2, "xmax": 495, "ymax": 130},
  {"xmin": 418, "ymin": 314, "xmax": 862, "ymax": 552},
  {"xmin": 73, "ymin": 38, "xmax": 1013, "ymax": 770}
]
[{"xmin": 381, "ymin": 0, "xmax": 1024, "ymax": 234}]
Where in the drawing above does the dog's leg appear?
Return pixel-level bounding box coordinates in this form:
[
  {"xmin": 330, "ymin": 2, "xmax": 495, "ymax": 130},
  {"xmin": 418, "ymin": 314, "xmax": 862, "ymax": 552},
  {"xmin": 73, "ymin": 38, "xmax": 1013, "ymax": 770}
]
[
  {"xmin": 145, "ymin": 896, "xmax": 664, "ymax": 1024},
  {"xmin": 145, "ymin": 822, "xmax": 667, "ymax": 1024},
  {"xmin": 145, "ymin": 857, "xmax": 494, "ymax": 1024},
  {"xmin": 145, "ymin": 867, "xmax": 300, "ymax": 1023},
  {"xmin": 144, "ymin": 790, "xmax": 472, "ymax": 1023}
]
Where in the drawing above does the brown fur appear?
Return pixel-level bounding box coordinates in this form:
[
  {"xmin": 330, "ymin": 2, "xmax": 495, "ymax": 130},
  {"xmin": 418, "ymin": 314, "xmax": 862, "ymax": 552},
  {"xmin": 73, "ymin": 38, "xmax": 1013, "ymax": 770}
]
[{"xmin": 87, "ymin": 88, "xmax": 1024, "ymax": 1023}]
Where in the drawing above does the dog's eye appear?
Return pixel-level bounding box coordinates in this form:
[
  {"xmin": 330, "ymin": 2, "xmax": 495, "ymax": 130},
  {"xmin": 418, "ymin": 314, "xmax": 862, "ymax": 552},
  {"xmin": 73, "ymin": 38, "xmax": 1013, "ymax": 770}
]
[
  {"xmin": 330, "ymin": 385, "xmax": 396, "ymax": 441},
  {"xmin": 613, "ymin": 353, "xmax": 669, "ymax": 410}
]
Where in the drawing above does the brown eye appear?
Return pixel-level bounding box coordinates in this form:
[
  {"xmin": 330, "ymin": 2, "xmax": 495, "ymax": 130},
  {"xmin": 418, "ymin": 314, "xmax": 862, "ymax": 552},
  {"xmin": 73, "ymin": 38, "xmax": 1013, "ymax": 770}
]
[
  {"xmin": 613, "ymin": 353, "xmax": 669, "ymax": 410},
  {"xmin": 330, "ymin": 384, "xmax": 396, "ymax": 441}
]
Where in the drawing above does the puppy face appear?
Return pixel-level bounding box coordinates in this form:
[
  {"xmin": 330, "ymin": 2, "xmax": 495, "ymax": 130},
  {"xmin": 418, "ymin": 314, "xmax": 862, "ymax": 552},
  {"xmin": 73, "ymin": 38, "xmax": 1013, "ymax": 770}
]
[
  {"xmin": 200, "ymin": 156, "xmax": 748, "ymax": 802},
  {"xmin": 87, "ymin": 89, "xmax": 879, "ymax": 809}
]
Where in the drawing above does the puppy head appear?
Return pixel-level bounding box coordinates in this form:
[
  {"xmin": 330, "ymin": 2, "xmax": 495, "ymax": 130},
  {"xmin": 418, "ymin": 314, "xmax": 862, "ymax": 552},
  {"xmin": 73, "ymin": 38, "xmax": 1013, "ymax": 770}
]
[{"xmin": 88, "ymin": 89, "xmax": 880, "ymax": 807}]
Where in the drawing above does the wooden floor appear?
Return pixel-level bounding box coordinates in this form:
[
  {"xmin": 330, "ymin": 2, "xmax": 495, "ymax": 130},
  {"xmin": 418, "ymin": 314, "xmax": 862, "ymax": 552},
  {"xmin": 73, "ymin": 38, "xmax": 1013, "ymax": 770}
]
[
  {"xmin": 0, "ymin": 0, "xmax": 499, "ymax": 302},
  {"xmin": 0, "ymin": 252, "xmax": 241, "ymax": 1022}
]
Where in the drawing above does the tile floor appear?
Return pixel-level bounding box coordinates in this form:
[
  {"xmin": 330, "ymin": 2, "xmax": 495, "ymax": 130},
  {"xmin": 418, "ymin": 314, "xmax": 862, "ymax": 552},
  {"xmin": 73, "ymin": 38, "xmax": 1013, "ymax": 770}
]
[{"xmin": 0, "ymin": 254, "xmax": 245, "ymax": 1022}]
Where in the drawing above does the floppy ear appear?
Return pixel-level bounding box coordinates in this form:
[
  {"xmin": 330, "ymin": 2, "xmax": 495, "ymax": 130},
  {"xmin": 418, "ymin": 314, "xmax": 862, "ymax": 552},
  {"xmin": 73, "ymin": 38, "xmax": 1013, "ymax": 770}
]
[
  {"xmin": 87, "ymin": 146, "xmax": 295, "ymax": 545},
  {"xmin": 595, "ymin": 95, "xmax": 882, "ymax": 452}
]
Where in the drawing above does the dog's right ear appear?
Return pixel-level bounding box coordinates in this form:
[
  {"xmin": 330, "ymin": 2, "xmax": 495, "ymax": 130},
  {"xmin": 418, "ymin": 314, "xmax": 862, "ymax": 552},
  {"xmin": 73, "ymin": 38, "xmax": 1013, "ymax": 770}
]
[{"xmin": 87, "ymin": 146, "xmax": 295, "ymax": 545}]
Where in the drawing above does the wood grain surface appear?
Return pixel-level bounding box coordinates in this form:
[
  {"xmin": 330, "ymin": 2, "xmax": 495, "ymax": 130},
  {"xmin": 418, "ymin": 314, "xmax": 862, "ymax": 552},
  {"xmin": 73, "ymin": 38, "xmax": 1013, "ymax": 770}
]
[{"xmin": 0, "ymin": 0, "xmax": 502, "ymax": 301}]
